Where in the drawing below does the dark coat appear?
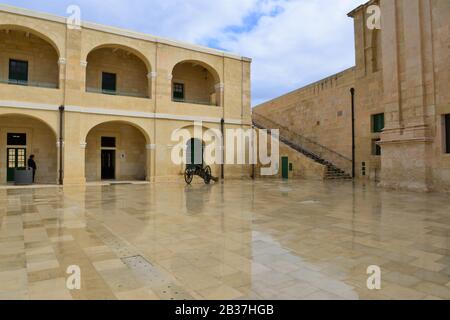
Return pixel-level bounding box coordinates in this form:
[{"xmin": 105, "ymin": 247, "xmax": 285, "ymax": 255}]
[{"xmin": 28, "ymin": 158, "xmax": 37, "ymax": 170}]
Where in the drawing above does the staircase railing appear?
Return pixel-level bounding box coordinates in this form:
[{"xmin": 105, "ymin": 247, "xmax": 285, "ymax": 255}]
[{"xmin": 252, "ymin": 112, "xmax": 352, "ymax": 174}]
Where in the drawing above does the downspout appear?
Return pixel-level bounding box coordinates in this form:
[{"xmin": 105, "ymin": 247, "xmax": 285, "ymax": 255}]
[
  {"xmin": 58, "ymin": 105, "xmax": 65, "ymax": 185},
  {"xmin": 221, "ymin": 118, "xmax": 225, "ymax": 180},
  {"xmin": 251, "ymin": 123, "xmax": 255, "ymax": 180},
  {"xmin": 152, "ymin": 43, "xmax": 158, "ymax": 181},
  {"xmin": 350, "ymin": 88, "xmax": 356, "ymax": 179},
  {"xmin": 221, "ymin": 55, "xmax": 225, "ymax": 181}
]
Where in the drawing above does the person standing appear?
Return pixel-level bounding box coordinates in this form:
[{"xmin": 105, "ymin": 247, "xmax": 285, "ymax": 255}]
[{"xmin": 28, "ymin": 155, "xmax": 37, "ymax": 183}]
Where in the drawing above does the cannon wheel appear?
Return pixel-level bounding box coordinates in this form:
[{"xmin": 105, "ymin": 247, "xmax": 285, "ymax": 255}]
[
  {"xmin": 184, "ymin": 168, "xmax": 193, "ymax": 185},
  {"xmin": 204, "ymin": 166, "xmax": 212, "ymax": 185}
]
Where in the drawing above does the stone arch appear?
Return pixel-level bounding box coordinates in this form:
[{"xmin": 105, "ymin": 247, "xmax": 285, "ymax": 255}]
[
  {"xmin": 171, "ymin": 60, "xmax": 222, "ymax": 106},
  {"xmin": 85, "ymin": 44, "xmax": 151, "ymax": 98},
  {"xmin": 84, "ymin": 120, "xmax": 150, "ymax": 181},
  {"xmin": 85, "ymin": 43, "xmax": 152, "ymax": 72},
  {"xmin": 0, "ymin": 113, "xmax": 58, "ymax": 184},
  {"xmin": 0, "ymin": 24, "xmax": 62, "ymax": 58},
  {"xmin": 0, "ymin": 25, "xmax": 61, "ymax": 88},
  {"xmin": 84, "ymin": 120, "xmax": 151, "ymax": 145},
  {"xmin": 173, "ymin": 123, "xmax": 222, "ymax": 175},
  {"xmin": 0, "ymin": 110, "xmax": 58, "ymax": 136}
]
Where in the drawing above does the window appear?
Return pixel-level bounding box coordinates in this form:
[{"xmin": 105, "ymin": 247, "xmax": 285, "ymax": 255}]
[
  {"xmin": 372, "ymin": 139, "xmax": 381, "ymax": 156},
  {"xmin": 372, "ymin": 113, "xmax": 385, "ymax": 133},
  {"xmin": 445, "ymin": 114, "xmax": 450, "ymax": 154},
  {"xmin": 173, "ymin": 83, "xmax": 184, "ymax": 100},
  {"xmin": 17, "ymin": 148, "xmax": 26, "ymax": 168},
  {"xmin": 9, "ymin": 59, "xmax": 28, "ymax": 84},
  {"xmin": 7, "ymin": 133, "xmax": 26, "ymax": 146},
  {"xmin": 102, "ymin": 72, "xmax": 117, "ymax": 93},
  {"xmin": 101, "ymin": 137, "xmax": 116, "ymax": 148}
]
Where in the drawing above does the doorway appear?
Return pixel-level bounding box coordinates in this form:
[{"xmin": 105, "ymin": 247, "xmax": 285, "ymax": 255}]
[
  {"xmin": 186, "ymin": 138, "xmax": 204, "ymax": 168},
  {"xmin": 281, "ymin": 156, "xmax": 289, "ymax": 180},
  {"xmin": 101, "ymin": 149, "xmax": 115, "ymax": 180},
  {"xmin": 7, "ymin": 148, "xmax": 26, "ymax": 182}
]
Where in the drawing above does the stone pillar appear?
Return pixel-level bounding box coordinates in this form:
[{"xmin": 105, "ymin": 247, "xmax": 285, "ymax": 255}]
[
  {"xmin": 379, "ymin": 0, "xmax": 433, "ymax": 192},
  {"xmin": 58, "ymin": 58, "xmax": 67, "ymax": 90},
  {"xmin": 63, "ymin": 113, "xmax": 86, "ymax": 185},
  {"xmin": 60, "ymin": 23, "xmax": 85, "ymax": 185},
  {"xmin": 148, "ymin": 72, "xmax": 157, "ymax": 100},
  {"xmin": 146, "ymin": 143, "xmax": 156, "ymax": 182},
  {"xmin": 215, "ymin": 83, "xmax": 224, "ymax": 107},
  {"xmin": 63, "ymin": 25, "xmax": 84, "ymax": 106}
]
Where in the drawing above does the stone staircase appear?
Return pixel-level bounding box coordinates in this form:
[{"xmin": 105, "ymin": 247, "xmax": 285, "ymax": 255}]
[{"xmin": 253, "ymin": 115, "xmax": 353, "ymax": 181}]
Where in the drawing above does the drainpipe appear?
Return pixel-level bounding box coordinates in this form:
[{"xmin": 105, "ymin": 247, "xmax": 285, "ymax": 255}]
[
  {"xmin": 58, "ymin": 105, "xmax": 65, "ymax": 185},
  {"xmin": 221, "ymin": 118, "xmax": 225, "ymax": 180},
  {"xmin": 251, "ymin": 124, "xmax": 255, "ymax": 180},
  {"xmin": 350, "ymin": 88, "xmax": 356, "ymax": 179}
]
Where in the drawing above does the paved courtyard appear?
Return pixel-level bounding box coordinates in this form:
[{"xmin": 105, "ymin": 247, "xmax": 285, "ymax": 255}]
[{"xmin": 0, "ymin": 180, "xmax": 449, "ymax": 300}]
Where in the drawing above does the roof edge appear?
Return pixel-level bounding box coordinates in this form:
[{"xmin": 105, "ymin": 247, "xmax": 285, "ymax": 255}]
[{"xmin": 347, "ymin": 0, "xmax": 376, "ymax": 18}]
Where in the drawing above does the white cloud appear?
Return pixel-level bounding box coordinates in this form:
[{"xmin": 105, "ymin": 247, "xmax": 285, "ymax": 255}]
[{"xmin": 213, "ymin": 0, "xmax": 367, "ymax": 105}]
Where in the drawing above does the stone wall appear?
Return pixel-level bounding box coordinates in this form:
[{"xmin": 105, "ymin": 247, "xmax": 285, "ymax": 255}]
[
  {"xmin": 255, "ymin": 138, "xmax": 326, "ymax": 180},
  {"xmin": 378, "ymin": 0, "xmax": 450, "ymax": 192},
  {"xmin": 253, "ymin": 0, "xmax": 450, "ymax": 191},
  {"xmin": 253, "ymin": 67, "xmax": 356, "ymax": 161}
]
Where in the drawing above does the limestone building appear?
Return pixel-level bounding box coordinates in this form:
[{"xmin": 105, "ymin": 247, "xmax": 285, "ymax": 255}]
[
  {"xmin": 253, "ymin": 0, "xmax": 450, "ymax": 192},
  {"xmin": 0, "ymin": 5, "xmax": 252, "ymax": 185}
]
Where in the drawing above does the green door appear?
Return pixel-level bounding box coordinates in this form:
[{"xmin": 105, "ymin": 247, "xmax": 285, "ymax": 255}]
[
  {"xmin": 7, "ymin": 148, "xmax": 26, "ymax": 182},
  {"xmin": 186, "ymin": 138, "xmax": 203, "ymax": 169},
  {"xmin": 282, "ymin": 156, "xmax": 289, "ymax": 179}
]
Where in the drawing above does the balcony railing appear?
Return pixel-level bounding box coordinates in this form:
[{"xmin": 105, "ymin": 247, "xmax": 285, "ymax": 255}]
[
  {"xmin": 0, "ymin": 78, "xmax": 58, "ymax": 89},
  {"xmin": 86, "ymin": 87, "xmax": 149, "ymax": 98},
  {"xmin": 172, "ymin": 97, "xmax": 216, "ymax": 106}
]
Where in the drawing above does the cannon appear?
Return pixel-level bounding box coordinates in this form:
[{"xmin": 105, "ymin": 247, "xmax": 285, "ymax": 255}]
[{"xmin": 184, "ymin": 164, "xmax": 219, "ymax": 185}]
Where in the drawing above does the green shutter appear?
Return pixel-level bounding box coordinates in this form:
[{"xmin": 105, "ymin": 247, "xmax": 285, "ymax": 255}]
[
  {"xmin": 446, "ymin": 114, "xmax": 450, "ymax": 154},
  {"xmin": 373, "ymin": 113, "xmax": 385, "ymax": 133},
  {"xmin": 173, "ymin": 83, "xmax": 184, "ymax": 100},
  {"xmin": 102, "ymin": 72, "xmax": 117, "ymax": 93},
  {"xmin": 282, "ymin": 157, "xmax": 289, "ymax": 179},
  {"xmin": 9, "ymin": 59, "xmax": 28, "ymax": 84}
]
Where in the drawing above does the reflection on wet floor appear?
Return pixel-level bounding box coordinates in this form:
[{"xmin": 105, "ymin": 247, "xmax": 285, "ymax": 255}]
[{"xmin": 0, "ymin": 180, "xmax": 449, "ymax": 300}]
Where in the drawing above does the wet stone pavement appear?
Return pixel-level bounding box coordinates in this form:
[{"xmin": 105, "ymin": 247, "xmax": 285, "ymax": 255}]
[{"xmin": 0, "ymin": 180, "xmax": 449, "ymax": 300}]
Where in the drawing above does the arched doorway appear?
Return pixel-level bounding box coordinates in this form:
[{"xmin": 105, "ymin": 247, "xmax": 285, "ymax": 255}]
[
  {"xmin": 171, "ymin": 60, "xmax": 221, "ymax": 106},
  {"xmin": 186, "ymin": 138, "xmax": 204, "ymax": 167},
  {"xmin": 174, "ymin": 124, "xmax": 221, "ymax": 178},
  {"xmin": 85, "ymin": 121, "xmax": 149, "ymax": 181},
  {"xmin": 0, "ymin": 114, "xmax": 57, "ymax": 184}
]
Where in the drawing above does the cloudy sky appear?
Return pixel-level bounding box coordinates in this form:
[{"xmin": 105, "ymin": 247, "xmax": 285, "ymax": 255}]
[{"xmin": 2, "ymin": 0, "xmax": 367, "ymax": 106}]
